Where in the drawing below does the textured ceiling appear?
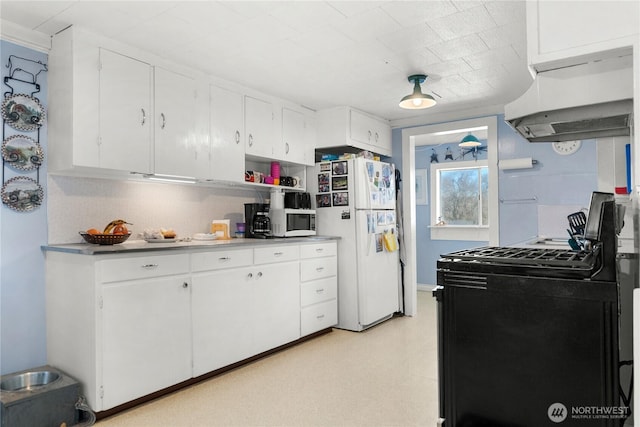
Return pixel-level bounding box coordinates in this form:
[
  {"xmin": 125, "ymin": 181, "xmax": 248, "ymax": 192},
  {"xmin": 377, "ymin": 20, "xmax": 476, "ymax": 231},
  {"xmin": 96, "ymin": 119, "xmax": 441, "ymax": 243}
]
[{"xmin": 1, "ymin": 0, "xmax": 534, "ymax": 124}]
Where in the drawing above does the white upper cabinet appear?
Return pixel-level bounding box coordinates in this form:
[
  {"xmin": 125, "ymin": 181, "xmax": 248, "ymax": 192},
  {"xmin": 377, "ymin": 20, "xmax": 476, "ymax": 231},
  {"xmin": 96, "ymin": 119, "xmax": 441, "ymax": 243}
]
[
  {"xmin": 280, "ymin": 107, "xmax": 307, "ymax": 165},
  {"xmin": 49, "ymin": 26, "xmax": 316, "ymax": 182},
  {"xmin": 210, "ymin": 85, "xmax": 245, "ymax": 183},
  {"xmin": 350, "ymin": 109, "xmax": 391, "ymax": 153},
  {"xmin": 49, "ymin": 28, "xmax": 157, "ymax": 176},
  {"xmin": 98, "ymin": 49, "xmax": 152, "ymax": 173},
  {"xmin": 316, "ymin": 107, "xmax": 391, "ymax": 157},
  {"xmin": 245, "ymin": 95, "xmax": 274, "ymax": 159},
  {"xmin": 154, "ymin": 67, "xmax": 207, "ymax": 179},
  {"xmin": 527, "ymin": 1, "xmax": 640, "ymax": 72}
]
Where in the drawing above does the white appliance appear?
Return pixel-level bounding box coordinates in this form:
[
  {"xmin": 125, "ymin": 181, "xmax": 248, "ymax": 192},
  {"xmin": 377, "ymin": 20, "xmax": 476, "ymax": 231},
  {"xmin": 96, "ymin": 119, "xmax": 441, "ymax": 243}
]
[
  {"xmin": 270, "ymin": 208, "xmax": 316, "ymax": 237},
  {"xmin": 312, "ymin": 158, "xmax": 400, "ymax": 331}
]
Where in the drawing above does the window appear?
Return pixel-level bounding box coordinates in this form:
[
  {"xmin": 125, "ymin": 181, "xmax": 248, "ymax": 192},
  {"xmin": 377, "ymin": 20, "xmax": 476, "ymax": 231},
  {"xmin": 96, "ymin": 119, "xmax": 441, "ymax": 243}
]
[{"xmin": 430, "ymin": 160, "xmax": 489, "ymax": 241}]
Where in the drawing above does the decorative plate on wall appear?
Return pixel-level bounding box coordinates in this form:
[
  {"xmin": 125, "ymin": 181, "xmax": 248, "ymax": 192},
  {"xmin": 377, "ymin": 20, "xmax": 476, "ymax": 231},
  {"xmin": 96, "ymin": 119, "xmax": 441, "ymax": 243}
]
[
  {"xmin": 1, "ymin": 94, "xmax": 46, "ymax": 132},
  {"xmin": 1, "ymin": 176, "xmax": 44, "ymax": 212},
  {"xmin": 2, "ymin": 135, "xmax": 44, "ymax": 171}
]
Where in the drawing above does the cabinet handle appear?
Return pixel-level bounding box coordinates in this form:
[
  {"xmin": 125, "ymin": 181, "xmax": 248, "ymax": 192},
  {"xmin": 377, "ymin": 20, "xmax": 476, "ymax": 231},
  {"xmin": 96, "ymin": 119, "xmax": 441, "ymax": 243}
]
[
  {"xmin": 285, "ymin": 142, "xmax": 289, "ymax": 154},
  {"xmin": 367, "ymin": 130, "xmax": 372, "ymax": 141},
  {"xmin": 274, "ymin": 252, "xmax": 283, "ymax": 257},
  {"xmin": 248, "ymin": 272, "xmax": 253, "ymax": 279},
  {"xmin": 235, "ymin": 130, "xmax": 240, "ymax": 144},
  {"xmin": 315, "ymin": 248, "xmax": 324, "ymax": 253},
  {"xmin": 257, "ymin": 271, "xmax": 263, "ymax": 278},
  {"xmin": 315, "ymin": 288, "xmax": 325, "ymax": 294},
  {"xmin": 316, "ymin": 314, "xmax": 325, "ymax": 320},
  {"xmin": 141, "ymin": 108, "xmax": 146, "ymax": 126},
  {"xmin": 248, "ymin": 134, "xmax": 254, "ymax": 147},
  {"xmin": 160, "ymin": 113, "xmax": 166, "ymax": 129},
  {"xmin": 375, "ymin": 132, "xmax": 379, "ymax": 142},
  {"xmin": 218, "ymin": 257, "xmax": 231, "ymax": 261},
  {"xmin": 141, "ymin": 264, "xmax": 158, "ymax": 269},
  {"xmin": 316, "ymin": 267, "xmax": 325, "ymax": 272},
  {"xmin": 183, "ymin": 282, "xmax": 189, "ymax": 289}
]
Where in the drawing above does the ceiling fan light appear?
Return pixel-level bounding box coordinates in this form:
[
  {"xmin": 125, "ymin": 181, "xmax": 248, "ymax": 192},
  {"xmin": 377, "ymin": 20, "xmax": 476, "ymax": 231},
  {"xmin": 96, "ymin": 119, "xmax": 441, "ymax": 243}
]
[
  {"xmin": 399, "ymin": 74, "xmax": 437, "ymax": 110},
  {"xmin": 459, "ymin": 133, "xmax": 481, "ymax": 147}
]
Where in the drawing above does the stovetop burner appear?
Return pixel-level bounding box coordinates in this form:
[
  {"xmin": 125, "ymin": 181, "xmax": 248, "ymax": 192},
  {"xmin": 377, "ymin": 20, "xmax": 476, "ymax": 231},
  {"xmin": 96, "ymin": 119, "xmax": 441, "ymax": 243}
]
[
  {"xmin": 442, "ymin": 246, "xmax": 598, "ymax": 268},
  {"xmin": 438, "ymin": 245, "xmax": 601, "ymax": 279}
]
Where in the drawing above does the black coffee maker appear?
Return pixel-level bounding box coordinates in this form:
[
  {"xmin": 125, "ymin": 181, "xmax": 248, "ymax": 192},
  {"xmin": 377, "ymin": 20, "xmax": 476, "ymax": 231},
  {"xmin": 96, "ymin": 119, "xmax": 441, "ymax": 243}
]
[{"xmin": 244, "ymin": 203, "xmax": 271, "ymax": 238}]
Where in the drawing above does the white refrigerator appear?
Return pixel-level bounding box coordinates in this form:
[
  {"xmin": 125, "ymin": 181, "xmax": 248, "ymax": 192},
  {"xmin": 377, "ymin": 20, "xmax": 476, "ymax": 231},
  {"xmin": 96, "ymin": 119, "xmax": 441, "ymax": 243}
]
[{"xmin": 312, "ymin": 158, "xmax": 400, "ymax": 331}]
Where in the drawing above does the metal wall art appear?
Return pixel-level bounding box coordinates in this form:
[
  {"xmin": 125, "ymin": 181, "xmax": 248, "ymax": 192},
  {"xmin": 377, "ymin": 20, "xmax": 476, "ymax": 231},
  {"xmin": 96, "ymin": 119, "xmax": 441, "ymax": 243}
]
[{"xmin": 2, "ymin": 54, "xmax": 47, "ymax": 212}]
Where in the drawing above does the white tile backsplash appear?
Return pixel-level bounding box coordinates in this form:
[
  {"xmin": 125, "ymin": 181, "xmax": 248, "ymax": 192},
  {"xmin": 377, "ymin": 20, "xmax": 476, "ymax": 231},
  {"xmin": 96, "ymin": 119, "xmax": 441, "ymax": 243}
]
[{"xmin": 47, "ymin": 175, "xmax": 263, "ymax": 244}]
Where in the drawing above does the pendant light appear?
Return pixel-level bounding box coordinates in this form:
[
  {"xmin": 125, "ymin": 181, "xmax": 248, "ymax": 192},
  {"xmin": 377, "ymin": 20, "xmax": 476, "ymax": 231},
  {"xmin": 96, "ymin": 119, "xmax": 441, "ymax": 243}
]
[
  {"xmin": 399, "ymin": 74, "xmax": 436, "ymax": 110},
  {"xmin": 459, "ymin": 133, "xmax": 481, "ymax": 148}
]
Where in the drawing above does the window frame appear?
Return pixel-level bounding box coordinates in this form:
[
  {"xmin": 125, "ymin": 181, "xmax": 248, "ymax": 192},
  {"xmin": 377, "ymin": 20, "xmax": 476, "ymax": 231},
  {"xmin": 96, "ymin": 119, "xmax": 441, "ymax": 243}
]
[{"xmin": 430, "ymin": 159, "xmax": 490, "ymax": 241}]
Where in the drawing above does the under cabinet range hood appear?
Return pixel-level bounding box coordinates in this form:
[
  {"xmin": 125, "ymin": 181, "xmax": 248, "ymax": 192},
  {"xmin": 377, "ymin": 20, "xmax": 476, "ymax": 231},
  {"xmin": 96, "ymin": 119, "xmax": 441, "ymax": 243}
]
[{"xmin": 505, "ymin": 54, "xmax": 633, "ymax": 143}]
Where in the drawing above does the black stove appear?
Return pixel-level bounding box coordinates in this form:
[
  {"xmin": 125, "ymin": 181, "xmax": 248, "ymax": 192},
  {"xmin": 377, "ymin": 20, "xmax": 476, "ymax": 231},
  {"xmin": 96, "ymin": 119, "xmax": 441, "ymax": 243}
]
[{"xmin": 433, "ymin": 193, "xmax": 626, "ymax": 426}]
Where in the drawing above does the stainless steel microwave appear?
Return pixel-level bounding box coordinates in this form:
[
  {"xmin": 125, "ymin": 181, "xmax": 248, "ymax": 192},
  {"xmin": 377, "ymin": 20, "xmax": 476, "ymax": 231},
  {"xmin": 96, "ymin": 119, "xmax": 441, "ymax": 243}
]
[{"xmin": 270, "ymin": 208, "xmax": 316, "ymax": 237}]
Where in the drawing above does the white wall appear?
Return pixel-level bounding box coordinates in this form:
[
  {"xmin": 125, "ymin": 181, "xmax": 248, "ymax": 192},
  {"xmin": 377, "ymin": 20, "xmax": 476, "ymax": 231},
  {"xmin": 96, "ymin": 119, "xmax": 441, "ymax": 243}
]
[{"xmin": 1, "ymin": 40, "xmax": 49, "ymax": 374}]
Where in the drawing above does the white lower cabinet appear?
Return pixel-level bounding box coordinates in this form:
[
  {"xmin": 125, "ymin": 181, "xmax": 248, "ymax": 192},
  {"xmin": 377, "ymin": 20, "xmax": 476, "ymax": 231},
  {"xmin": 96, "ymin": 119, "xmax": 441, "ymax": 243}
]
[
  {"xmin": 101, "ymin": 275, "xmax": 192, "ymax": 409},
  {"xmin": 299, "ymin": 242, "xmax": 338, "ymax": 336},
  {"xmin": 46, "ymin": 252, "xmax": 191, "ymax": 412},
  {"xmin": 192, "ymin": 248, "xmax": 300, "ymax": 376},
  {"xmin": 252, "ymin": 261, "xmax": 300, "ymax": 354},
  {"xmin": 46, "ymin": 242, "xmax": 334, "ymax": 413},
  {"xmin": 192, "ymin": 265, "xmax": 255, "ymax": 376}
]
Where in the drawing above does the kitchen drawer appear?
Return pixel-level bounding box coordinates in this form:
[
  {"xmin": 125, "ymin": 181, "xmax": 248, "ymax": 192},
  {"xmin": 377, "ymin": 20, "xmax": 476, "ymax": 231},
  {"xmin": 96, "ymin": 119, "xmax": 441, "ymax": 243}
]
[
  {"xmin": 191, "ymin": 248, "xmax": 253, "ymax": 272},
  {"xmin": 254, "ymin": 245, "xmax": 299, "ymax": 265},
  {"xmin": 301, "ymin": 277, "xmax": 337, "ymax": 307},
  {"xmin": 99, "ymin": 254, "xmax": 190, "ymax": 283},
  {"xmin": 300, "ymin": 257, "xmax": 336, "ymax": 282},
  {"xmin": 301, "ymin": 299, "xmax": 337, "ymax": 336},
  {"xmin": 300, "ymin": 242, "xmax": 336, "ymax": 259}
]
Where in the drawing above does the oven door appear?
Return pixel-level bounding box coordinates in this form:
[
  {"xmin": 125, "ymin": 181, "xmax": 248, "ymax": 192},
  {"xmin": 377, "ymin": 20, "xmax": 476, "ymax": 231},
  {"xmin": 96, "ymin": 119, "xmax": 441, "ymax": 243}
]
[{"xmin": 436, "ymin": 269, "xmax": 620, "ymax": 426}]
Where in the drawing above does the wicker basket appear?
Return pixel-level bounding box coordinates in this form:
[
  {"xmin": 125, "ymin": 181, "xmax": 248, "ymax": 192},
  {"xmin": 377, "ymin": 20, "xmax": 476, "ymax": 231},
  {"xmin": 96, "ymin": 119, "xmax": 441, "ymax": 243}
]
[{"xmin": 79, "ymin": 232, "xmax": 131, "ymax": 245}]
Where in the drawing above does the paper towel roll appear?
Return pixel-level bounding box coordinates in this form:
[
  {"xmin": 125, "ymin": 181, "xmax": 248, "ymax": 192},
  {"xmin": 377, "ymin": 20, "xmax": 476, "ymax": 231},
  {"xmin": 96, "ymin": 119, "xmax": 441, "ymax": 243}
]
[{"xmin": 499, "ymin": 157, "xmax": 535, "ymax": 170}]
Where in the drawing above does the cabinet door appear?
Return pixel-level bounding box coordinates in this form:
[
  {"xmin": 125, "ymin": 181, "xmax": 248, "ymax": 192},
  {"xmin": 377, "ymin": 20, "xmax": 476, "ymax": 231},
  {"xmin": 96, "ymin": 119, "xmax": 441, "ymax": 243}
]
[
  {"xmin": 245, "ymin": 96, "xmax": 274, "ymax": 158},
  {"xmin": 154, "ymin": 67, "xmax": 200, "ymax": 178},
  {"xmin": 252, "ymin": 261, "xmax": 300, "ymax": 354},
  {"xmin": 349, "ymin": 109, "xmax": 376, "ymax": 146},
  {"xmin": 191, "ymin": 267, "xmax": 254, "ymax": 376},
  {"xmin": 99, "ymin": 48, "xmax": 152, "ymax": 173},
  {"xmin": 101, "ymin": 276, "xmax": 191, "ymax": 410},
  {"xmin": 210, "ymin": 85, "xmax": 245, "ymax": 182},
  {"xmin": 372, "ymin": 120, "xmax": 391, "ymax": 154},
  {"xmin": 281, "ymin": 108, "xmax": 306, "ymax": 164},
  {"xmin": 528, "ymin": 1, "xmax": 639, "ymax": 70}
]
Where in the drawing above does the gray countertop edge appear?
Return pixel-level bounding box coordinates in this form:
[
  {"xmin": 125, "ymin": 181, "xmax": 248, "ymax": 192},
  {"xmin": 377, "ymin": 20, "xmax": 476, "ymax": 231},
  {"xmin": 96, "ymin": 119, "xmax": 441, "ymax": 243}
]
[{"xmin": 42, "ymin": 236, "xmax": 341, "ymax": 255}]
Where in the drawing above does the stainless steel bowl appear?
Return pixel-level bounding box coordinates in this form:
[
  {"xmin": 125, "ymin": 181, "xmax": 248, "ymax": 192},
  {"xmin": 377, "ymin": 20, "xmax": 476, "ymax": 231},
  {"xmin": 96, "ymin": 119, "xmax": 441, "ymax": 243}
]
[{"xmin": 0, "ymin": 371, "xmax": 61, "ymax": 392}]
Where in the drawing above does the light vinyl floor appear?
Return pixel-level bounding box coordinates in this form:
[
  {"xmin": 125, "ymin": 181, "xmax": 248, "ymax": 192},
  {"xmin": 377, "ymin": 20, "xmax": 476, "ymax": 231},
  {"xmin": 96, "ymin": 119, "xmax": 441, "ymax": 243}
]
[{"xmin": 97, "ymin": 291, "xmax": 439, "ymax": 427}]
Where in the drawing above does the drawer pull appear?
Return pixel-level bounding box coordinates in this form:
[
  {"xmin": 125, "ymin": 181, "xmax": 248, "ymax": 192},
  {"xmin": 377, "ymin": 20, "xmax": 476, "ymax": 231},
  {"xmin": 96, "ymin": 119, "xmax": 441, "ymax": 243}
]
[
  {"xmin": 141, "ymin": 264, "xmax": 158, "ymax": 269},
  {"xmin": 183, "ymin": 282, "xmax": 189, "ymax": 289},
  {"xmin": 315, "ymin": 248, "xmax": 324, "ymax": 253},
  {"xmin": 316, "ymin": 267, "xmax": 324, "ymax": 272},
  {"xmin": 218, "ymin": 257, "xmax": 231, "ymax": 261},
  {"xmin": 315, "ymin": 288, "xmax": 325, "ymax": 294},
  {"xmin": 274, "ymin": 252, "xmax": 283, "ymax": 257},
  {"xmin": 316, "ymin": 314, "xmax": 325, "ymax": 320}
]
